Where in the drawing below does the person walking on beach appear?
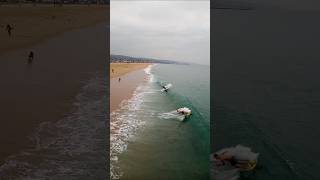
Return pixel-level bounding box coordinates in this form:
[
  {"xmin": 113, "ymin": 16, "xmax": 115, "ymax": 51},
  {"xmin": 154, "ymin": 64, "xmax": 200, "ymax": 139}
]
[
  {"xmin": 118, "ymin": 77, "xmax": 121, "ymax": 82},
  {"xmin": 6, "ymin": 24, "xmax": 13, "ymax": 37},
  {"xmin": 28, "ymin": 51, "xmax": 34, "ymax": 64}
]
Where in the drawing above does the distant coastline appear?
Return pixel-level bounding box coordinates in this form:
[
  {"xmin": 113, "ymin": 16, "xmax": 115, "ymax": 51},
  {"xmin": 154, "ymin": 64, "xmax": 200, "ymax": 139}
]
[{"xmin": 111, "ymin": 54, "xmax": 189, "ymax": 65}]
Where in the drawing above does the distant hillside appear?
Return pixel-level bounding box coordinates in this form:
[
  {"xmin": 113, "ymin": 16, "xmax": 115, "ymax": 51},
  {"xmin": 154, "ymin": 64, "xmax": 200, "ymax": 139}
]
[{"xmin": 111, "ymin": 54, "xmax": 188, "ymax": 65}]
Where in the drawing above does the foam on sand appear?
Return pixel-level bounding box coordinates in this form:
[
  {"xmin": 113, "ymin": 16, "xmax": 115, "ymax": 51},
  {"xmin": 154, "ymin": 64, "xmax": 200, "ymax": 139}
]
[{"xmin": 110, "ymin": 65, "xmax": 154, "ymax": 179}]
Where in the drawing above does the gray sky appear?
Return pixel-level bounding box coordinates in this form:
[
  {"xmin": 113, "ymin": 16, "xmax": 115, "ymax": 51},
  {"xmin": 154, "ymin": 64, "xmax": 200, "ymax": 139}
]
[{"xmin": 111, "ymin": 1, "xmax": 210, "ymax": 65}]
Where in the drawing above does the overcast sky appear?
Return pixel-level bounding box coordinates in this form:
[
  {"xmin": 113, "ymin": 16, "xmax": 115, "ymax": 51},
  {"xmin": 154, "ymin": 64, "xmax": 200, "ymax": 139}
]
[{"xmin": 111, "ymin": 1, "xmax": 210, "ymax": 65}]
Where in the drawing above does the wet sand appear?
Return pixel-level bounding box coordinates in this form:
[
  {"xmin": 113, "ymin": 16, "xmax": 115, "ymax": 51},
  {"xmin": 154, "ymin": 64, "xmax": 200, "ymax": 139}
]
[
  {"xmin": 0, "ymin": 22, "xmax": 108, "ymax": 164},
  {"xmin": 0, "ymin": 5, "xmax": 108, "ymax": 55},
  {"xmin": 110, "ymin": 63, "xmax": 150, "ymax": 112}
]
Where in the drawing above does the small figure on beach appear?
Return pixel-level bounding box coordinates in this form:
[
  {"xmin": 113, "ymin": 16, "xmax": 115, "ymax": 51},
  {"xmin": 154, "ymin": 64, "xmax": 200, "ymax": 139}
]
[
  {"xmin": 6, "ymin": 24, "xmax": 13, "ymax": 37},
  {"xmin": 112, "ymin": 69, "xmax": 114, "ymax": 73},
  {"xmin": 118, "ymin": 77, "xmax": 121, "ymax": 82},
  {"xmin": 28, "ymin": 51, "xmax": 34, "ymax": 64}
]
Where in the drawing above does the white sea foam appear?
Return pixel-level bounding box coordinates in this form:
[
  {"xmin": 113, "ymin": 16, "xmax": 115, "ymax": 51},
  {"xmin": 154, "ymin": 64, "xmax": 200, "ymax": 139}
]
[
  {"xmin": 158, "ymin": 110, "xmax": 186, "ymax": 121},
  {"xmin": 144, "ymin": 64, "xmax": 156, "ymax": 82},
  {"xmin": 144, "ymin": 64, "xmax": 152, "ymax": 75},
  {"xmin": 110, "ymin": 65, "xmax": 154, "ymax": 179},
  {"xmin": 0, "ymin": 73, "xmax": 107, "ymax": 179}
]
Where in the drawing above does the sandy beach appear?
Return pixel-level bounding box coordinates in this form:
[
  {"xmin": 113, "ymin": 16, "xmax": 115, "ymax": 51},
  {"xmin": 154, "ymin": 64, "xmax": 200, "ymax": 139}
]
[
  {"xmin": 110, "ymin": 63, "xmax": 150, "ymax": 112},
  {"xmin": 0, "ymin": 5, "xmax": 108, "ymax": 55},
  {"xmin": 0, "ymin": 5, "xmax": 108, "ymax": 164},
  {"xmin": 110, "ymin": 63, "xmax": 150, "ymax": 79}
]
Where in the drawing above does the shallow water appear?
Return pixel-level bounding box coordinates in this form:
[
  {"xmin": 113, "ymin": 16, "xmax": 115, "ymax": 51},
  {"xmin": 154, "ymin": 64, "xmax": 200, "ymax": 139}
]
[
  {"xmin": 111, "ymin": 64, "xmax": 210, "ymax": 179},
  {"xmin": 0, "ymin": 72, "xmax": 108, "ymax": 179}
]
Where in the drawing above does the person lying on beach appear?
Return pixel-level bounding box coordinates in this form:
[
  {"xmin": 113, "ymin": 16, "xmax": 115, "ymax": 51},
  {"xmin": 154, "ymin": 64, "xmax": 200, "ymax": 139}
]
[
  {"xmin": 213, "ymin": 153, "xmax": 248, "ymax": 168},
  {"xmin": 28, "ymin": 51, "xmax": 34, "ymax": 64},
  {"xmin": 6, "ymin": 24, "xmax": 13, "ymax": 37}
]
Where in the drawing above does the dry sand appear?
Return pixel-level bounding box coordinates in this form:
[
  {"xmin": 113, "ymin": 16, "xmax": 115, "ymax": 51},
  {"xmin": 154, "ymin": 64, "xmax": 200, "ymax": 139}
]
[
  {"xmin": 0, "ymin": 6, "xmax": 108, "ymax": 164},
  {"xmin": 0, "ymin": 4, "xmax": 108, "ymax": 55},
  {"xmin": 110, "ymin": 63, "xmax": 150, "ymax": 79},
  {"xmin": 110, "ymin": 63, "xmax": 150, "ymax": 112}
]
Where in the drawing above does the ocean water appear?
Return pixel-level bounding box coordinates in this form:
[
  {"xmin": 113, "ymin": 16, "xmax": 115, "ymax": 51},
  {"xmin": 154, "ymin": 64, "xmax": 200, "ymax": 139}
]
[
  {"xmin": 0, "ymin": 72, "xmax": 108, "ymax": 179},
  {"xmin": 213, "ymin": 9, "xmax": 320, "ymax": 180},
  {"xmin": 111, "ymin": 64, "xmax": 210, "ymax": 179}
]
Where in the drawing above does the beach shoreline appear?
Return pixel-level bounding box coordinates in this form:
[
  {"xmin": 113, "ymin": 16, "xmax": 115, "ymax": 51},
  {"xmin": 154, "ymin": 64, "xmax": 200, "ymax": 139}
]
[
  {"xmin": 0, "ymin": 4, "xmax": 108, "ymax": 56},
  {"xmin": 110, "ymin": 63, "xmax": 151, "ymax": 112},
  {"xmin": 110, "ymin": 63, "xmax": 151, "ymax": 79},
  {"xmin": 0, "ymin": 18, "xmax": 108, "ymax": 164},
  {"xmin": 111, "ymin": 64, "xmax": 210, "ymax": 179},
  {"xmin": 110, "ymin": 63, "xmax": 152, "ymax": 179}
]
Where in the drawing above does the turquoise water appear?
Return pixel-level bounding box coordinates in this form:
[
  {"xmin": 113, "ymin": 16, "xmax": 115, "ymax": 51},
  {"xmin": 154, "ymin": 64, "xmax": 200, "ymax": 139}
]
[{"xmin": 111, "ymin": 64, "xmax": 210, "ymax": 179}]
